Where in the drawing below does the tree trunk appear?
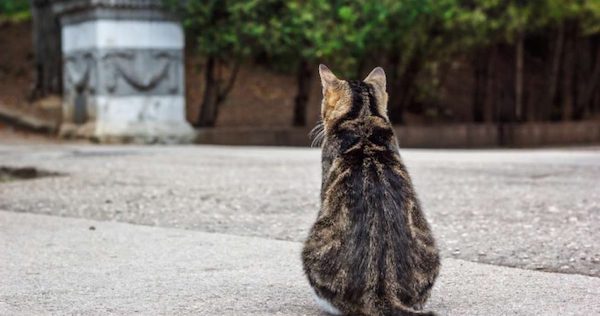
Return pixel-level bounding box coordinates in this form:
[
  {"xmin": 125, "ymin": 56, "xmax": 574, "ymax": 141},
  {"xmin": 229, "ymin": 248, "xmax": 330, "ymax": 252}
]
[
  {"xmin": 547, "ymin": 24, "xmax": 564, "ymax": 120},
  {"xmin": 483, "ymin": 45, "xmax": 497, "ymax": 122},
  {"xmin": 472, "ymin": 49, "xmax": 488, "ymax": 122},
  {"xmin": 196, "ymin": 57, "xmax": 219, "ymax": 127},
  {"xmin": 399, "ymin": 56, "xmax": 422, "ymax": 116},
  {"xmin": 29, "ymin": 0, "xmax": 63, "ymax": 99},
  {"xmin": 576, "ymin": 39, "xmax": 600, "ymax": 119},
  {"xmin": 387, "ymin": 53, "xmax": 404, "ymax": 124},
  {"xmin": 293, "ymin": 59, "xmax": 312, "ymax": 127},
  {"xmin": 388, "ymin": 53, "xmax": 422, "ymax": 124},
  {"xmin": 496, "ymin": 46, "xmax": 515, "ymax": 124},
  {"xmin": 356, "ymin": 58, "xmax": 367, "ymax": 80},
  {"xmin": 562, "ymin": 24, "xmax": 576, "ymax": 121},
  {"xmin": 595, "ymin": 81, "xmax": 600, "ymax": 113},
  {"xmin": 217, "ymin": 60, "xmax": 241, "ymax": 104},
  {"xmin": 515, "ymin": 31, "xmax": 525, "ymax": 122}
]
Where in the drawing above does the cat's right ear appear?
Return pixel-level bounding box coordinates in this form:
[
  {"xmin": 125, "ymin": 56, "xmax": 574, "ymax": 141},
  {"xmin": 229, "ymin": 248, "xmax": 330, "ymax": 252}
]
[
  {"xmin": 319, "ymin": 64, "xmax": 340, "ymax": 93},
  {"xmin": 364, "ymin": 67, "xmax": 386, "ymax": 91}
]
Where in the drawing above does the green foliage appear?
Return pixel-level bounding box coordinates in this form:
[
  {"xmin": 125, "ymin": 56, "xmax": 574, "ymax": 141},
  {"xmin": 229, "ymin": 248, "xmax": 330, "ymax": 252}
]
[
  {"xmin": 258, "ymin": 1, "xmax": 336, "ymax": 70},
  {"xmin": 163, "ymin": 0, "xmax": 256, "ymax": 60},
  {"xmin": 443, "ymin": 0, "xmax": 600, "ymax": 44},
  {"xmin": 0, "ymin": 0, "xmax": 30, "ymax": 22},
  {"xmin": 168, "ymin": 0, "xmax": 599, "ymax": 71},
  {"xmin": 250, "ymin": 1, "xmax": 376, "ymax": 75}
]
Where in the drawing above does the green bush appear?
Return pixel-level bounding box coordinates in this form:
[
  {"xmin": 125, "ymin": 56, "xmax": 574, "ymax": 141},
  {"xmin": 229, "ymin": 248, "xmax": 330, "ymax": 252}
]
[{"xmin": 0, "ymin": 0, "xmax": 31, "ymax": 22}]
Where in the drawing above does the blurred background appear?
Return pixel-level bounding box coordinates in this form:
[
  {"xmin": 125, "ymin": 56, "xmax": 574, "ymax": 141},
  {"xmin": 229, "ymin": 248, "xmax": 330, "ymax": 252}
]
[{"xmin": 0, "ymin": 0, "xmax": 599, "ymax": 146}]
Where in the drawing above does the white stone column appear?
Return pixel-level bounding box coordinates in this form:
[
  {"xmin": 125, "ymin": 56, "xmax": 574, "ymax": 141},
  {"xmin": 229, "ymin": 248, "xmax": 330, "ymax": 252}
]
[{"xmin": 54, "ymin": 0, "xmax": 194, "ymax": 143}]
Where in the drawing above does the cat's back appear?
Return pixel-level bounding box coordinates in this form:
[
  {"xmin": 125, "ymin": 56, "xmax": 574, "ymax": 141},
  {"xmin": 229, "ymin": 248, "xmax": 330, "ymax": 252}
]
[
  {"xmin": 322, "ymin": 132, "xmax": 412, "ymax": 213},
  {"xmin": 317, "ymin": 142, "xmax": 417, "ymax": 256},
  {"xmin": 306, "ymin": 147, "xmax": 436, "ymax": 309}
]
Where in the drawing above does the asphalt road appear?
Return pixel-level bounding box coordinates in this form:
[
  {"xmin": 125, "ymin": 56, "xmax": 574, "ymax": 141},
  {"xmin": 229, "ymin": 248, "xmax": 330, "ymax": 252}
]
[{"xmin": 1, "ymin": 144, "xmax": 599, "ymax": 278}]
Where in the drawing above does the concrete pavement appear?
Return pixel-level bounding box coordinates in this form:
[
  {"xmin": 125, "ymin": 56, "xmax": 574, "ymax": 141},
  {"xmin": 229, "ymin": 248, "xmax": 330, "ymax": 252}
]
[{"xmin": 2, "ymin": 211, "xmax": 599, "ymax": 316}]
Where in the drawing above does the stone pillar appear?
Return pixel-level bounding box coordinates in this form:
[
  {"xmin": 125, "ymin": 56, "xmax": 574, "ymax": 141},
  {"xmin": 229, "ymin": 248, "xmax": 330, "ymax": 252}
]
[{"xmin": 53, "ymin": 0, "xmax": 194, "ymax": 143}]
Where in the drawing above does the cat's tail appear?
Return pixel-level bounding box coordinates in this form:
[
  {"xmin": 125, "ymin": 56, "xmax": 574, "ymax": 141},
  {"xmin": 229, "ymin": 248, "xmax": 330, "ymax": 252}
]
[
  {"xmin": 388, "ymin": 310, "xmax": 435, "ymax": 316},
  {"xmin": 386, "ymin": 305, "xmax": 436, "ymax": 316}
]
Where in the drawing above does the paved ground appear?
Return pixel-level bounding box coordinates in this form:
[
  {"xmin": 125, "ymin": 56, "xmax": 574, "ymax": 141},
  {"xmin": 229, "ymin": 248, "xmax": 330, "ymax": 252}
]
[
  {"xmin": 1, "ymin": 144, "xmax": 599, "ymax": 277},
  {"xmin": 1, "ymin": 143, "xmax": 599, "ymax": 315},
  {"xmin": 2, "ymin": 211, "xmax": 599, "ymax": 316}
]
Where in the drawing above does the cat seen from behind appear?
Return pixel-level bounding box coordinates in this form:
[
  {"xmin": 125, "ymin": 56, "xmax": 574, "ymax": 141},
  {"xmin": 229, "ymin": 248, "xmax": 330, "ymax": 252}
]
[{"xmin": 302, "ymin": 65, "xmax": 440, "ymax": 316}]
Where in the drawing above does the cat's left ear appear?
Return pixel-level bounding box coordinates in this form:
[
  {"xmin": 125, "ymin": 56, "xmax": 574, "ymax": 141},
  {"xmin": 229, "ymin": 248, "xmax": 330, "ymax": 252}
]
[
  {"xmin": 319, "ymin": 64, "xmax": 340, "ymax": 92},
  {"xmin": 364, "ymin": 67, "xmax": 386, "ymax": 91}
]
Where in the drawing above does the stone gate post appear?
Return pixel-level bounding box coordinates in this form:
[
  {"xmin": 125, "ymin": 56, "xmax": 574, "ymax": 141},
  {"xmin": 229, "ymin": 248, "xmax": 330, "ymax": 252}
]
[{"xmin": 53, "ymin": 0, "xmax": 194, "ymax": 143}]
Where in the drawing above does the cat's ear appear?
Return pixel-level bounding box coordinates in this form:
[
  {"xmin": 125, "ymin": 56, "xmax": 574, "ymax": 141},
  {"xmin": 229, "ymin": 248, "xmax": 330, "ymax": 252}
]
[
  {"xmin": 319, "ymin": 64, "xmax": 340, "ymax": 92},
  {"xmin": 364, "ymin": 67, "xmax": 386, "ymax": 91}
]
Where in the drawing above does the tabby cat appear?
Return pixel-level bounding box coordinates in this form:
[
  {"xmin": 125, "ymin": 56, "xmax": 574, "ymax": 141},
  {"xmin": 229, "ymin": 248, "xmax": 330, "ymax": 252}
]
[{"xmin": 302, "ymin": 65, "xmax": 440, "ymax": 316}]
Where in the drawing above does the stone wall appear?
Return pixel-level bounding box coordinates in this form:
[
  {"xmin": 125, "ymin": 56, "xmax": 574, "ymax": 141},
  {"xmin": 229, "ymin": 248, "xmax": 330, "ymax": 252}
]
[{"xmin": 196, "ymin": 120, "xmax": 600, "ymax": 148}]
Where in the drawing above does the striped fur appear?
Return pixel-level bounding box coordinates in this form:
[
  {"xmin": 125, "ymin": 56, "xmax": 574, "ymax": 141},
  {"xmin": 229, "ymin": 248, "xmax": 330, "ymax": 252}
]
[{"xmin": 302, "ymin": 66, "xmax": 440, "ymax": 316}]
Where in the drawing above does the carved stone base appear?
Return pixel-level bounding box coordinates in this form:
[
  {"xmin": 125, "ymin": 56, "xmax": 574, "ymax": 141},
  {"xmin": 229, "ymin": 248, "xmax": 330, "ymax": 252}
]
[
  {"xmin": 54, "ymin": 2, "xmax": 193, "ymax": 144},
  {"xmin": 60, "ymin": 121, "xmax": 195, "ymax": 144},
  {"xmin": 93, "ymin": 121, "xmax": 196, "ymax": 144},
  {"xmin": 60, "ymin": 95, "xmax": 195, "ymax": 143}
]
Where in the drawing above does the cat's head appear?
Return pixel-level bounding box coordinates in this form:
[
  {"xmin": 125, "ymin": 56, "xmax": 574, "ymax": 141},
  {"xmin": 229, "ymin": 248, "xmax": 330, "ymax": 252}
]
[{"xmin": 311, "ymin": 64, "xmax": 394, "ymax": 152}]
